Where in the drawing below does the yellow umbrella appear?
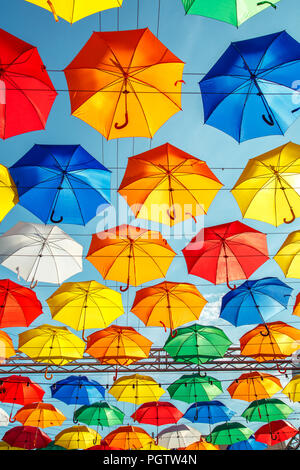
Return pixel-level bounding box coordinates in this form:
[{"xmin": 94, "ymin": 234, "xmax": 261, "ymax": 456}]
[
  {"xmin": 274, "ymin": 230, "xmax": 300, "ymax": 278},
  {"xmin": 13, "ymin": 402, "xmax": 66, "ymax": 428},
  {"xmin": 109, "ymin": 374, "xmax": 165, "ymax": 405},
  {"xmin": 0, "ymin": 164, "xmax": 18, "ymax": 223},
  {"xmin": 25, "ymin": 0, "xmax": 123, "ymax": 23},
  {"xmin": 0, "ymin": 440, "xmax": 25, "ymax": 450},
  {"xmin": 55, "ymin": 425, "xmax": 101, "ymax": 449},
  {"xmin": 185, "ymin": 439, "xmax": 219, "ymax": 450},
  {"xmin": 0, "ymin": 330, "xmax": 15, "ymax": 362},
  {"xmin": 139, "ymin": 441, "xmax": 167, "ymax": 450},
  {"xmin": 46, "ymin": 281, "xmax": 124, "ymax": 341},
  {"xmin": 282, "ymin": 375, "xmax": 300, "ymax": 402},
  {"xmin": 232, "ymin": 143, "xmax": 300, "ymax": 226}
]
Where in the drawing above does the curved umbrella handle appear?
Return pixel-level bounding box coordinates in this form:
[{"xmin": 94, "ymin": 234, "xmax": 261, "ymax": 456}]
[
  {"xmin": 81, "ymin": 328, "xmax": 87, "ymax": 343},
  {"xmin": 167, "ymin": 208, "xmax": 176, "ymax": 221},
  {"xmin": 175, "ymin": 80, "xmax": 186, "ymax": 86},
  {"xmin": 170, "ymin": 328, "xmax": 178, "ymax": 338},
  {"xmin": 73, "ymin": 416, "xmax": 79, "ymax": 424},
  {"xmin": 16, "ymin": 266, "xmax": 20, "ymax": 281},
  {"xmin": 113, "ymin": 366, "xmax": 118, "ymax": 382},
  {"xmin": 260, "ymin": 324, "xmax": 270, "ymax": 337},
  {"xmin": 30, "ymin": 279, "xmax": 38, "ymax": 289},
  {"xmin": 47, "ymin": 0, "xmax": 59, "ymax": 21},
  {"xmin": 284, "ymin": 207, "xmax": 296, "ymax": 224},
  {"xmin": 276, "ymin": 362, "xmax": 287, "ymax": 375},
  {"xmin": 50, "ymin": 209, "xmax": 63, "ymax": 224},
  {"xmin": 262, "ymin": 113, "xmax": 274, "ymax": 126},
  {"xmin": 226, "ymin": 279, "xmax": 237, "ymax": 290},
  {"xmin": 9, "ymin": 412, "xmax": 16, "ymax": 423},
  {"xmin": 93, "ymin": 436, "xmax": 98, "ymax": 445},
  {"xmin": 159, "ymin": 321, "xmax": 167, "ymax": 333},
  {"xmin": 257, "ymin": 1, "xmax": 277, "ymax": 8},
  {"xmin": 120, "ymin": 279, "xmax": 130, "ymax": 292},
  {"xmin": 44, "ymin": 366, "xmax": 53, "ymax": 381},
  {"xmin": 115, "ymin": 112, "xmax": 129, "ymax": 130},
  {"xmin": 185, "ymin": 212, "xmax": 197, "ymax": 225}
]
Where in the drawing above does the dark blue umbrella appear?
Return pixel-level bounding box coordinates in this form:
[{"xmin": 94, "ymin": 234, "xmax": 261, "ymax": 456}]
[
  {"xmin": 220, "ymin": 277, "xmax": 292, "ymax": 326},
  {"xmin": 227, "ymin": 435, "xmax": 267, "ymax": 450},
  {"xmin": 183, "ymin": 401, "xmax": 235, "ymax": 424},
  {"xmin": 200, "ymin": 31, "xmax": 300, "ymax": 142},
  {"xmin": 50, "ymin": 375, "xmax": 105, "ymax": 405},
  {"xmin": 10, "ymin": 144, "xmax": 111, "ymax": 225}
]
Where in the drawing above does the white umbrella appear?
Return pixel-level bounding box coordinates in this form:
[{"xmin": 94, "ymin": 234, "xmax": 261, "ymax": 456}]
[
  {"xmin": 0, "ymin": 222, "xmax": 83, "ymax": 286},
  {"xmin": 0, "ymin": 408, "xmax": 9, "ymax": 427},
  {"xmin": 157, "ymin": 424, "xmax": 201, "ymax": 449}
]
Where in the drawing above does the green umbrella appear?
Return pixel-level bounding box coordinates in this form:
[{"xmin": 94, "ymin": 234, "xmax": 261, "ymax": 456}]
[
  {"xmin": 73, "ymin": 402, "xmax": 125, "ymax": 428},
  {"xmin": 242, "ymin": 398, "xmax": 293, "ymax": 423},
  {"xmin": 181, "ymin": 0, "xmax": 280, "ymax": 27},
  {"xmin": 38, "ymin": 441, "xmax": 67, "ymax": 451},
  {"xmin": 164, "ymin": 324, "xmax": 232, "ymax": 365},
  {"xmin": 207, "ymin": 422, "xmax": 253, "ymax": 445},
  {"xmin": 167, "ymin": 373, "xmax": 223, "ymax": 403}
]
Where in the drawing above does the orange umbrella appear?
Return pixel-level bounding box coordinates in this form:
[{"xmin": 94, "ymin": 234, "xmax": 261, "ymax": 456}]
[
  {"xmin": 185, "ymin": 439, "xmax": 219, "ymax": 450},
  {"xmin": 118, "ymin": 143, "xmax": 223, "ymax": 226},
  {"xmin": 13, "ymin": 402, "xmax": 66, "ymax": 428},
  {"xmin": 64, "ymin": 28, "xmax": 184, "ymax": 140},
  {"xmin": 104, "ymin": 425, "xmax": 153, "ymax": 450},
  {"xmin": 227, "ymin": 372, "xmax": 282, "ymax": 402},
  {"xmin": 86, "ymin": 225, "xmax": 176, "ymax": 291},
  {"xmin": 293, "ymin": 293, "xmax": 300, "ymax": 317}
]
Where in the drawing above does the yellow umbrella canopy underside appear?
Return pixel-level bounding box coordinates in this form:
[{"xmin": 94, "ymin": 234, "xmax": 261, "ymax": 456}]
[
  {"xmin": 274, "ymin": 230, "xmax": 300, "ymax": 279},
  {"xmin": 109, "ymin": 374, "xmax": 165, "ymax": 405}
]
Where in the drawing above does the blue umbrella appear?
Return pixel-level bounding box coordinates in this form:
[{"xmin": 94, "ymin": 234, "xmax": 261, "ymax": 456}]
[
  {"xmin": 50, "ymin": 375, "xmax": 105, "ymax": 405},
  {"xmin": 227, "ymin": 436, "xmax": 267, "ymax": 450},
  {"xmin": 220, "ymin": 277, "xmax": 292, "ymax": 326},
  {"xmin": 10, "ymin": 144, "xmax": 111, "ymax": 225},
  {"xmin": 200, "ymin": 31, "xmax": 300, "ymax": 142},
  {"xmin": 183, "ymin": 401, "xmax": 235, "ymax": 424}
]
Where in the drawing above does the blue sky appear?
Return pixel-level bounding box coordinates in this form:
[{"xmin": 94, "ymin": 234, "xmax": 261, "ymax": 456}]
[{"xmin": 0, "ymin": 0, "xmax": 300, "ymax": 448}]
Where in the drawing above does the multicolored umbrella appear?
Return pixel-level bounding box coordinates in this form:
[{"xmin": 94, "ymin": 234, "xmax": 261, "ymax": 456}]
[
  {"xmin": 2, "ymin": 426, "xmax": 51, "ymax": 450},
  {"xmin": 206, "ymin": 422, "xmax": 253, "ymax": 445},
  {"xmin": 242, "ymin": 398, "xmax": 293, "ymax": 422},
  {"xmin": 227, "ymin": 372, "xmax": 282, "ymax": 402},
  {"xmin": 50, "ymin": 376, "xmax": 105, "ymax": 405},
  {"xmin": 109, "ymin": 374, "xmax": 165, "ymax": 405},
  {"xmin": 274, "ymin": 230, "xmax": 300, "ymax": 279},
  {"xmin": 0, "ymin": 164, "xmax": 18, "ymax": 222},
  {"xmin": 54, "ymin": 425, "xmax": 102, "ymax": 450},
  {"xmin": 13, "ymin": 402, "xmax": 66, "ymax": 428},
  {"xmin": 157, "ymin": 424, "xmax": 201, "ymax": 449},
  {"xmin": 131, "ymin": 401, "xmax": 183, "ymax": 426},
  {"xmin": 104, "ymin": 426, "xmax": 153, "ymax": 450},
  {"xmin": 227, "ymin": 436, "xmax": 267, "ymax": 451},
  {"xmin": 254, "ymin": 420, "xmax": 299, "ymax": 446},
  {"xmin": 167, "ymin": 374, "xmax": 223, "ymax": 403},
  {"xmin": 183, "ymin": 401, "xmax": 235, "ymax": 424},
  {"xmin": 73, "ymin": 402, "xmax": 124, "ymax": 428}
]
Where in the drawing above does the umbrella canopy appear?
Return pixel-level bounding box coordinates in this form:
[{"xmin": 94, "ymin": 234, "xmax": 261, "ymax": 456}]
[
  {"xmin": 131, "ymin": 401, "xmax": 183, "ymax": 426},
  {"xmin": 86, "ymin": 325, "xmax": 152, "ymax": 366},
  {"xmin": 254, "ymin": 420, "xmax": 298, "ymax": 446},
  {"xmin": 231, "ymin": 143, "xmax": 300, "ymax": 226},
  {"xmin": 227, "ymin": 372, "xmax": 282, "ymax": 402},
  {"xmin": 185, "ymin": 439, "xmax": 219, "ymax": 450},
  {"xmin": 242, "ymin": 398, "xmax": 293, "ymax": 422},
  {"xmin": 86, "ymin": 440, "xmax": 122, "ymax": 450},
  {"xmin": 274, "ymin": 230, "xmax": 300, "ymax": 279},
  {"xmin": 0, "ymin": 29, "xmax": 56, "ymax": 139},
  {"xmin": 220, "ymin": 277, "xmax": 293, "ymax": 327},
  {"xmin": 183, "ymin": 401, "xmax": 235, "ymax": 424},
  {"xmin": 293, "ymin": 293, "xmax": 300, "ymax": 317},
  {"xmin": 0, "ymin": 330, "xmax": 15, "ymax": 360},
  {"xmin": 109, "ymin": 374, "xmax": 165, "ymax": 405},
  {"xmin": 38, "ymin": 441, "xmax": 66, "ymax": 451},
  {"xmin": 10, "ymin": 144, "xmax": 111, "ymax": 225},
  {"xmin": 157, "ymin": 424, "xmax": 201, "ymax": 449},
  {"xmin": 182, "ymin": 220, "xmax": 269, "ymax": 289},
  {"xmin": 0, "ymin": 165, "xmax": 18, "ymax": 221},
  {"xmin": 167, "ymin": 374, "xmax": 223, "ymax": 403},
  {"xmin": 2, "ymin": 426, "xmax": 51, "ymax": 449},
  {"xmin": 74, "ymin": 402, "xmax": 124, "ymax": 427},
  {"xmin": 240, "ymin": 321, "xmax": 300, "ymax": 362},
  {"xmin": 200, "ymin": 31, "xmax": 300, "ymax": 142},
  {"xmin": 164, "ymin": 324, "xmax": 232, "ymax": 364},
  {"xmin": 0, "ymin": 222, "xmax": 83, "ymax": 286},
  {"xmin": 0, "ymin": 279, "xmax": 43, "ymax": 328},
  {"xmin": 181, "ymin": 0, "xmax": 280, "ymax": 27},
  {"xmin": 13, "ymin": 402, "xmax": 66, "ymax": 428},
  {"xmin": 0, "ymin": 375, "xmax": 45, "ymax": 406},
  {"xmin": 54, "ymin": 425, "xmax": 101, "ymax": 450},
  {"xmin": 50, "ymin": 375, "xmax": 105, "ymax": 405},
  {"xmin": 139, "ymin": 441, "xmax": 167, "ymax": 450},
  {"xmin": 64, "ymin": 28, "xmax": 184, "ymax": 139},
  {"xmin": 227, "ymin": 435, "xmax": 267, "ymax": 451},
  {"xmin": 25, "ymin": 0, "xmax": 124, "ymax": 23},
  {"xmin": 86, "ymin": 225, "xmax": 176, "ymax": 291},
  {"xmin": 282, "ymin": 375, "xmax": 300, "ymax": 402},
  {"xmin": 118, "ymin": 143, "xmax": 223, "ymax": 226},
  {"xmin": 0, "ymin": 440, "xmax": 25, "ymax": 450},
  {"xmin": 207, "ymin": 422, "xmax": 253, "ymax": 445},
  {"xmin": 104, "ymin": 425, "xmax": 153, "ymax": 450},
  {"xmin": 0, "ymin": 408, "xmax": 9, "ymax": 426},
  {"xmin": 47, "ymin": 281, "xmax": 124, "ymax": 339}
]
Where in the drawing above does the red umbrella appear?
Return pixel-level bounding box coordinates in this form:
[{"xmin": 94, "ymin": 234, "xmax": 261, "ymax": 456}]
[
  {"xmin": 254, "ymin": 420, "xmax": 298, "ymax": 446},
  {"xmin": 0, "ymin": 279, "xmax": 43, "ymax": 327},
  {"xmin": 86, "ymin": 440, "xmax": 122, "ymax": 450},
  {"xmin": 131, "ymin": 401, "xmax": 183, "ymax": 426},
  {"xmin": 2, "ymin": 425, "xmax": 51, "ymax": 449},
  {"xmin": 182, "ymin": 221, "xmax": 269, "ymax": 289},
  {"xmin": 0, "ymin": 29, "xmax": 57, "ymax": 139}
]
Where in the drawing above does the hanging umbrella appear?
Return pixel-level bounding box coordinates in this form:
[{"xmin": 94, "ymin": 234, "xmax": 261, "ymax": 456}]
[
  {"xmin": 227, "ymin": 435, "xmax": 267, "ymax": 451},
  {"xmin": 185, "ymin": 439, "xmax": 219, "ymax": 450},
  {"xmin": 0, "ymin": 222, "xmax": 83, "ymax": 287},
  {"xmin": 2, "ymin": 426, "xmax": 51, "ymax": 450},
  {"xmin": 0, "ymin": 279, "xmax": 43, "ymax": 328},
  {"xmin": 163, "ymin": 324, "xmax": 232, "ymax": 364},
  {"xmin": 73, "ymin": 402, "xmax": 124, "ymax": 427},
  {"xmin": 25, "ymin": 0, "xmax": 124, "ymax": 23},
  {"xmin": 131, "ymin": 401, "xmax": 183, "ymax": 426},
  {"xmin": 50, "ymin": 375, "xmax": 105, "ymax": 405},
  {"xmin": 86, "ymin": 440, "xmax": 122, "ymax": 450},
  {"xmin": 109, "ymin": 374, "xmax": 165, "ymax": 405},
  {"xmin": 181, "ymin": 0, "xmax": 279, "ymax": 27},
  {"xmin": 86, "ymin": 225, "xmax": 176, "ymax": 291},
  {"xmin": 254, "ymin": 420, "xmax": 298, "ymax": 446},
  {"xmin": 18, "ymin": 324, "xmax": 86, "ymax": 379},
  {"xmin": 200, "ymin": 31, "xmax": 300, "ymax": 142},
  {"xmin": 183, "ymin": 401, "xmax": 235, "ymax": 424},
  {"xmin": 38, "ymin": 441, "xmax": 67, "ymax": 451},
  {"xmin": 13, "ymin": 402, "xmax": 66, "ymax": 428},
  {"xmin": 0, "ymin": 408, "xmax": 9, "ymax": 426},
  {"xmin": 242, "ymin": 398, "xmax": 293, "ymax": 422},
  {"xmin": 104, "ymin": 425, "xmax": 153, "ymax": 450},
  {"xmin": 0, "ymin": 29, "xmax": 56, "ymax": 139},
  {"xmin": 274, "ymin": 230, "xmax": 300, "ymax": 279},
  {"xmin": 157, "ymin": 424, "xmax": 201, "ymax": 449},
  {"xmin": 227, "ymin": 372, "xmax": 282, "ymax": 402},
  {"xmin": 293, "ymin": 293, "xmax": 300, "ymax": 317},
  {"xmin": 10, "ymin": 144, "xmax": 111, "ymax": 226},
  {"xmin": 64, "ymin": 28, "xmax": 184, "ymax": 140},
  {"xmin": 118, "ymin": 143, "xmax": 223, "ymax": 226},
  {"xmin": 182, "ymin": 220, "xmax": 269, "ymax": 289},
  {"xmin": 139, "ymin": 441, "xmax": 167, "ymax": 450},
  {"xmin": 282, "ymin": 375, "xmax": 300, "ymax": 402},
  {"xmin": 54, "ymin": 425, "xmax": 101, "ymax": 450},
  {"xmin": 47, "ymin": 281, "xmax": 124, "ymax": 341},
  {"xmin": 207, "ymin": 422, "xmax": 253, "ymax": 445},
  {"xmin": 0, "ymin": 165, "xmax": 18, "ymax": 222},
  {"xmin": 0, "ymin": 330, "xmax": 15, "ymax": 361},
  {"xmin": 167, "ymin": 373, "xmax": 223, "ymax": 403},
  {"xmin": 131, "ymin": 281, "xmax": 207, "ymax": 337},
  {"xmin": 231, "ymin": 143, "xmax": 300, "ymax": 226},
  {"xmin": 220, "ymin": 277, "xmax": 293, "ymax": 326},
  {"xmin": 0, "ymin": 440, "xmax": 25, "ymax": 450},
  {"xmin": 240, "ymin": 321, "xmax": 300, "ymax": 362}
]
